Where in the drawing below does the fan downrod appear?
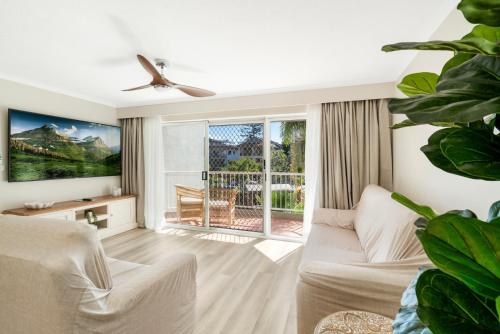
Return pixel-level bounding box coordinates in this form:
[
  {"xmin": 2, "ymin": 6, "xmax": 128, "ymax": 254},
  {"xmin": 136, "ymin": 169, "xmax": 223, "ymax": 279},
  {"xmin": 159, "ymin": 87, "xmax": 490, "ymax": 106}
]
[{"xmin": 154, "ymin": 58, "xmax": 170, "ymax": 71}]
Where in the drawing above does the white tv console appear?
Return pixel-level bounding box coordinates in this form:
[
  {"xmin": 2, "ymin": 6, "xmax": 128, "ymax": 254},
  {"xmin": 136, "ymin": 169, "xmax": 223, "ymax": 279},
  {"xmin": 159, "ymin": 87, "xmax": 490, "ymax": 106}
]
[{"xmin": 2, "ymin": 195, "xmax": 137, "ymax": 239}]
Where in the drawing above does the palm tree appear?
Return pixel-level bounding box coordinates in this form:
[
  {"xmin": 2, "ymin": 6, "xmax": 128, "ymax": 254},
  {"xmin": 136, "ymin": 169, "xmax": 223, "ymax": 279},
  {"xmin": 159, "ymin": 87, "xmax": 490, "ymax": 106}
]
[
  {"xmin": 280, "ymin": 121, "xmax": 306, "ymax": 173},
  {"xmin": 280, "ymin": 121, "xmax": 306, "ymax": 145}
]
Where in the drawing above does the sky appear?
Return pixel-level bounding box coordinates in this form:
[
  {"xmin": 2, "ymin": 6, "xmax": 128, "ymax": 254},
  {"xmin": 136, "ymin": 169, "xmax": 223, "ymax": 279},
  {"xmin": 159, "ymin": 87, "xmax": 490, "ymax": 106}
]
[
  {"xmin": 270, "ymin": 122, "xmax": 281, "ymax": 143},
  {"xmin": 9, "ymin": 109, "xmax": 121, "ymax": 147}
]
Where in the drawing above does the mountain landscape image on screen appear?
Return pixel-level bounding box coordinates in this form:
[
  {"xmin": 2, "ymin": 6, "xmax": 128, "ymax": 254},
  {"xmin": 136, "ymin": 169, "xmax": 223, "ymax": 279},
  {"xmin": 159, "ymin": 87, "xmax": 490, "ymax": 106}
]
[{"xmin": 8, "ymin": 110, "xmax": 121, "ymax": 182}]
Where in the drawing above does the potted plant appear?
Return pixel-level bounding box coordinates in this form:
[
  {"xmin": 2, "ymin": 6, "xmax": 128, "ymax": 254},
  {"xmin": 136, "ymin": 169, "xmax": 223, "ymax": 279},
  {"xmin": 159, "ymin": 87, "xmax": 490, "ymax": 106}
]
[{"xmin": 381, "ymin": 1, "xmax": 500, "ymax": 333}]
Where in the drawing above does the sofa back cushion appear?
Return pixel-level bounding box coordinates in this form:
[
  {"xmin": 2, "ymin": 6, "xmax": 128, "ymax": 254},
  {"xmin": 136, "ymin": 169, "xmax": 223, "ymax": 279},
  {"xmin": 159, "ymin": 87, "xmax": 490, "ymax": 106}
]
[{"xmin": 354, "ymin": 185, "xmax": 423, "ymax": 262}]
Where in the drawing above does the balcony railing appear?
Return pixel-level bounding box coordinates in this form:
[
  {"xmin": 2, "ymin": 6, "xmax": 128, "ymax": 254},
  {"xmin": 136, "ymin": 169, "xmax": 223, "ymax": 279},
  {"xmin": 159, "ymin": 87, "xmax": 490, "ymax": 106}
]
[{"xmin": 208, "ymin": 171, "xmax": 305, "ymax": 213}]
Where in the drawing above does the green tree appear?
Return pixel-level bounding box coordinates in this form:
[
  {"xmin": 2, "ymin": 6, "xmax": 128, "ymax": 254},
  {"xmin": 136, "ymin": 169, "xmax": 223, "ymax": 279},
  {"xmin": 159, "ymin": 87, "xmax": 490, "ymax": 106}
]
[
  {"xmin": 240, "ymin": 124, "xmax": 263, "ymax": 140},
  {"xmin": 223, "ymin": 157, "xmax": 262, "ymax": 172},
  {"xmin": 271, "ymin": 150, "xmax": 290, "ymax": 172}
]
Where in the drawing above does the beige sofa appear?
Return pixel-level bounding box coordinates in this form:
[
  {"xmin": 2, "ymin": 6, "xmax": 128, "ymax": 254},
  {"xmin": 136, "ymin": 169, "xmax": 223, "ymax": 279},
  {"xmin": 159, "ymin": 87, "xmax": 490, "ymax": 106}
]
[
  {"xmin": 0, "ymin": 215, "xmax": 197, "ymax": 334},
  {"xmin": 296, "ymin": 185, "xmax": 430, "ymax": 334}
]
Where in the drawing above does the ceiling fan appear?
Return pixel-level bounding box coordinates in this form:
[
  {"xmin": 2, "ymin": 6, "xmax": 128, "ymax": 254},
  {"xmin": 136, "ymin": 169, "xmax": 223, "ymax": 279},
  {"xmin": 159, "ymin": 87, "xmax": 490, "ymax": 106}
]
[{"xmin": 122, "ymin": 54, "xmax": 215, "ymax": 97}]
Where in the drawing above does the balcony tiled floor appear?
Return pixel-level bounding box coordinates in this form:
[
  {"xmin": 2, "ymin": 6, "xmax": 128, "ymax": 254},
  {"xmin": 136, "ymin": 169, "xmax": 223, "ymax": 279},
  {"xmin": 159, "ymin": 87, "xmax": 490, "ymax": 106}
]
[{"xmin": 165, "ymin": 208, "xmax": 303, "ymax": 238}]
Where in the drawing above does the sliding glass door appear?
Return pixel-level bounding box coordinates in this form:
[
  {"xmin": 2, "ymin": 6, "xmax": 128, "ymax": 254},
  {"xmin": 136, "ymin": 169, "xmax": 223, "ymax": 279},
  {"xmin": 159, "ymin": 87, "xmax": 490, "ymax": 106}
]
[
  {"xmin": 162, "ymin": 117, "xmax": 306, "ymax": 239},
  {"xmin": 269, "ymin": 120, "xmax": 306, "ymax": 238},
  {"xmin": 163, "ymin": 121, "xmax": 207, "ymax": 228},
  {"xmin": 208, "ymin": 122, "xmax": 265, "ymax": 233}
]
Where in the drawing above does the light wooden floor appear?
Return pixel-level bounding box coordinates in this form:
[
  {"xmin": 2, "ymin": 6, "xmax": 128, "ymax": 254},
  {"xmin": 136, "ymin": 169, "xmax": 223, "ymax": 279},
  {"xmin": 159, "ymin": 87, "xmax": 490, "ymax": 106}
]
[{"xmin": 102, "ymin": 228, "xmax": 303, "ymax": 334}]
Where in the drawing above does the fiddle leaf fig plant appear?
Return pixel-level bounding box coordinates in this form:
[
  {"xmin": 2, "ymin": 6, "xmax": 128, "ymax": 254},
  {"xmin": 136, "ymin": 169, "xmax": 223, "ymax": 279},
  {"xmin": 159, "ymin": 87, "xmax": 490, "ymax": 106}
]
[
  {"xmin": 416, "ymin": 269, "xmax": 500, "ymax": 334},
  {"xmin": 385, "ymin": 27, "xmax": 500, "ymax": 181},
  {"xmin": 382, "ymin": 1, "xmax": 500, "ymax": 333},
  {"xmin": 391, "ymin": 194, "xmax": 500, "ymax": 334}
]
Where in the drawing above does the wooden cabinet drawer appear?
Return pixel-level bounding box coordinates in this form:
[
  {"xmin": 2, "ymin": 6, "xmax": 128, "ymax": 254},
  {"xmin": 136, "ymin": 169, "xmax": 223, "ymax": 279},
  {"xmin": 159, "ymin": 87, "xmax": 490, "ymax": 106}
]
[{"xmin": 38, "ymin": 210, "xmax": 75, "ymax": 221}]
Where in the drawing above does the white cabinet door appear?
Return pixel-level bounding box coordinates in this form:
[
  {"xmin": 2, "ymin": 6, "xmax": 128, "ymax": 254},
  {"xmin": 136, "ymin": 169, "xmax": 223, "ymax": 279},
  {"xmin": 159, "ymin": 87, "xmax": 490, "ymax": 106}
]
[
  {"xmin": 38, "ymin": 210, "xmax": 75, "ymax": 221},
  {"xmin": 108, "ymin": 199, "xmax": 134, "ymax": 229}
]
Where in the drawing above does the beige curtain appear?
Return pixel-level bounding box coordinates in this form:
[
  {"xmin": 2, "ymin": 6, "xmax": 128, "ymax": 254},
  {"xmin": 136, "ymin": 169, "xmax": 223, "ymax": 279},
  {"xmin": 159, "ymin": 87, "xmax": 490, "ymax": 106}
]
[
  {"xmin": 321, "ymin": 99, "xmax": 392, "ymax": 209},
  {"xmin": 121, "ymin": 118, "xmax": 145, "ymax": 227}
]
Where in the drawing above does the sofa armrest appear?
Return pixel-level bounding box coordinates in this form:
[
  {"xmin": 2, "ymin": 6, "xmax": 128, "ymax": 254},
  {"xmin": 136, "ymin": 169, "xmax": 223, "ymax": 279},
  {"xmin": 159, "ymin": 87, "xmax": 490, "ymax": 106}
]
[
  {"xmin": 312, "ymin": 208, "xmax": 356, "ymax": 229},
  {"xmin": 296, "ymin": 255, "xmax": 430, "ymax": 334},
  {"xmin": 299, "ymin": 256, "xmax": 427, "ymax": 291},
  {"xmin": 80, "ymin": 253, "xmax": 197, "ymax": 334}
]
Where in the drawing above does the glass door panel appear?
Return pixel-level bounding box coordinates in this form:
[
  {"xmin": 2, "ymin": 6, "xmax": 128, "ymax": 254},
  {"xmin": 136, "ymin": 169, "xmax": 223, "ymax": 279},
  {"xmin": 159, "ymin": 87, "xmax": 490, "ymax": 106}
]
[
  {"xmin": 208, "ymin": 123, "xmax": 264, "ymax": 233},
  {"xmin": 269, "ymin": 120, "xmax": 306, "ymax": 238},
  {"xmin": 163, "ymin": 122, "xmax": 207, "ymax": 227}
]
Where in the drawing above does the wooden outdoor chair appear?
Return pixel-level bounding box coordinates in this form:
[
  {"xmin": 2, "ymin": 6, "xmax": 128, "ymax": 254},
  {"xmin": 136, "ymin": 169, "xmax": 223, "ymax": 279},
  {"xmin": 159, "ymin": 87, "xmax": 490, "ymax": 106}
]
[
  {"xmin": 209, "ymin": 188, "xmax": 239, "ymax": 225},
  {"xmin": 175, "ymin": 184, "xmax": 205, "ymax": 223}
]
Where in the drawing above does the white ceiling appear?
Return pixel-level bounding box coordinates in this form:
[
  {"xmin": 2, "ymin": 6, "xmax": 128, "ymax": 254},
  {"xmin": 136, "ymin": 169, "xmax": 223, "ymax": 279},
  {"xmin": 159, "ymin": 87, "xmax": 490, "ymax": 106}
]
[{"xmin": 0, "ymin": 0, "xmax": 457, "ymax": 107}]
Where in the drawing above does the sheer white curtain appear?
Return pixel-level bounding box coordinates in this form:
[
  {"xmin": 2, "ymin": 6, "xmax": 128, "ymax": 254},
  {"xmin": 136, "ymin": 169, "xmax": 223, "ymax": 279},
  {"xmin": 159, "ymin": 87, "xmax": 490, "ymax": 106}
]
[
  {"xmin": 143, "ymin": 116, "xmax": 165, "ymax": 231},
  {"xmin": 303, "ymin": 104, "xmax": 322, "ymax": 239}
]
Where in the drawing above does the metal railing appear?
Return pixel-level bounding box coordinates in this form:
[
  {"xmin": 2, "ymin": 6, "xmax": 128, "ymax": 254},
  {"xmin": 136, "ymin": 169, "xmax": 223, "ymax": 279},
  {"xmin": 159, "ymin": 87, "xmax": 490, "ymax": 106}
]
[
  {"xmin": 208, "ymin": 171, "xmax": 305, "ymax": 213},
  {"xmin": 270, "ymin": 172, "xmax": 305, "ymax": 213}
]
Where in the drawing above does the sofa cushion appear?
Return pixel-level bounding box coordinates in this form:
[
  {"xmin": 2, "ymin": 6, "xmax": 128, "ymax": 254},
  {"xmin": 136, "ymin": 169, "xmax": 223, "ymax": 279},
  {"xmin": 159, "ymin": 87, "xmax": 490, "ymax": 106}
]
[
  {"xmin": 354, "ymin": 185, "xmax": 422, "ymax": 263},
  {"xmin": 301, "ymin": 223, "xmax": 367, "ymax": 267}
]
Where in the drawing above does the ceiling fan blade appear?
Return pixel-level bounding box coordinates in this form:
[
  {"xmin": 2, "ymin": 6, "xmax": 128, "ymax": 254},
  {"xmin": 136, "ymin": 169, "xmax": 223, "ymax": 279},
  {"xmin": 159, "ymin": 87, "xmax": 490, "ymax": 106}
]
[
  {"xmin": 173, "ymin": 84, "xmax": 216, "ymax": 97},
  {"xmin": 121, "ymin": 84, "xmax": 152, "ymax": 91},
  {"xmin": 137, "ymin": 54, "xmax": 162, "ymax": 81}
]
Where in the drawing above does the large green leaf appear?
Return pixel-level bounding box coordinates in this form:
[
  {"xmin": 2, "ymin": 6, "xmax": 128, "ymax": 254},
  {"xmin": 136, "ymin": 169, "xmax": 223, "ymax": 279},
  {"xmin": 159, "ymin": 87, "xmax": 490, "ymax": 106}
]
[
  {"xmin": 416, "ymin": 269, "xmax": 500, "ymax": 334},
  {"xmin": 437, "ymin": 54, "xmax": 500, "ymax": 99},
  {"xmin": 417, "ymin": 213, "xmax": 500, "ymax": 299},
  {"xmin": 441, "ymin": 53, "xmax": 476, "ymax": 75},
  {"xmin": 439, "ymin": 24, "xmax": 500, "ymax": 76},
  {"xmin": 389, "ymin": 55, "xmax": 500, "ymax": 124},
  {"xmin": 458, "ymin": 0, "xmax": 500, "ymax": 26},
  {"xmin": 391, "ymin": 192, "xmax": 438, "ymax": 220},
  {"xmin": 390, "ymin": 119, "xmax": 457, "ymax": 129},
  {"xmin": 420, "ymin": 128, "xmax": 481, "ymax": 179},
  {"xmin": 389, "ymin": 94, "xmax": 500, "ymax": 124},
  {"xmin": 391, "ymin": 119, "xmax": 417, "ymax": 129},
  {"xmin": 382, "ymin": 38, "xmax": 500, "ymax": 55},
  {"xmin": 397, "ymin": 72, "xmax": 439, "ymax": 97},
  {"xmin": 383, "ymin": 24, "xmax": 500, "ymax": 55},
  {"xmin": 440, "ymin": 128, "xmax": 500, "ymax": 180},
  {"xmin": 463, "ymin": 24, "xmax": 500, "ymax": 42}
]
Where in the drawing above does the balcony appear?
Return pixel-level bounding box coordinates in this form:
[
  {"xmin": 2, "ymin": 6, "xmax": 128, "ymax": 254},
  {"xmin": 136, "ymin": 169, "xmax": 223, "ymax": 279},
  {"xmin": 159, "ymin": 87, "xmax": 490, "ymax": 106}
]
[{"xmin": 165, "ymin": 171, "xmax": 305, "ymax": 238}]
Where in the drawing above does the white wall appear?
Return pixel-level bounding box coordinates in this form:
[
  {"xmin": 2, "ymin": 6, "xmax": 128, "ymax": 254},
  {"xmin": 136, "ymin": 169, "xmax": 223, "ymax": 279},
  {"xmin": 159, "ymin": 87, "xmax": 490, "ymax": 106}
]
[
  {"xmin": 0, "ymin": 78, "xmax": 119, "ymax": 211},
  {"xmin": 392, "ymin": 10, "xmax": 499, "ymax": 218}
]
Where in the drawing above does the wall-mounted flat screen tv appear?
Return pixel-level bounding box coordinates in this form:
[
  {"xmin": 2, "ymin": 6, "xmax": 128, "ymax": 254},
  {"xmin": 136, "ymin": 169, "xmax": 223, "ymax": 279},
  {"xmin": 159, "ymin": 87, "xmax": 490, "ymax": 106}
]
[{"xmin": 8, "ymin": 109, "xmax": 121, "ymax": 182}]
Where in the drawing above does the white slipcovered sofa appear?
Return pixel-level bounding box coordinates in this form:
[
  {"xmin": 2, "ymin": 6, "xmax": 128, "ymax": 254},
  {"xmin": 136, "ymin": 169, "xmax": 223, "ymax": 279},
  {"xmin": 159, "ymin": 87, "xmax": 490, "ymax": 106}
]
[
  {"xmin": 0, "ymin": 215, "xmax": 197, "ymax": 334},
  {"xmin": 296, "ymin": 185, "xmax": 430, "ymax": 334}
]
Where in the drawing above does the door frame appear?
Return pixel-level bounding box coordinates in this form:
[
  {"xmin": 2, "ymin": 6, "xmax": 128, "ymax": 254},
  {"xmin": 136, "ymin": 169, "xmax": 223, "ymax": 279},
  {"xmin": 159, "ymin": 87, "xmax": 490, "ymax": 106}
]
[
  {"xmin": 206, "ymin": 119, "xmax": 267, "ymax": 235},
  {"xmin": 162, "ymin": 113, "xmax": 306, "ymax": 242}
]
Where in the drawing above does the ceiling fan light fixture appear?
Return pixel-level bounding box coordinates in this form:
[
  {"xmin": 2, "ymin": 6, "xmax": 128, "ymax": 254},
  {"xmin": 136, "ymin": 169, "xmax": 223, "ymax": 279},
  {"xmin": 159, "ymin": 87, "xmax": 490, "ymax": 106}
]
[{"xmin": 154, "ymin": 85, "xmax": 170, "ymax": 92}]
